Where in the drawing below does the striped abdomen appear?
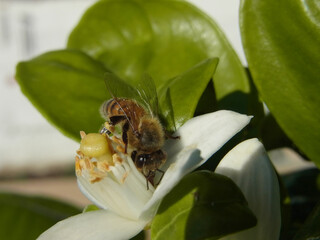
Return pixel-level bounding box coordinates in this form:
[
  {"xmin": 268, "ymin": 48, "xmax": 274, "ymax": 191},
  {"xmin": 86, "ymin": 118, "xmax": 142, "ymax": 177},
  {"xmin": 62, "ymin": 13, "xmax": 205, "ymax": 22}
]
[{"xmin": 101, "ymin": 98, "xmax": 146, "ymax": 129}]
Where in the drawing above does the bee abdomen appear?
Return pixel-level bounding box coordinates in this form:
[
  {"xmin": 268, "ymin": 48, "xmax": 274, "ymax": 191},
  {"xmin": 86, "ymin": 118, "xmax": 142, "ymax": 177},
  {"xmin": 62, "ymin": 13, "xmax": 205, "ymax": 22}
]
[
  {"xmin": 100, "ymin": 99, "xmax": 114, "ymax": 119},
  {"xmin": 100, "ymin": 99, "xmax": 128, "ymax": 120}
]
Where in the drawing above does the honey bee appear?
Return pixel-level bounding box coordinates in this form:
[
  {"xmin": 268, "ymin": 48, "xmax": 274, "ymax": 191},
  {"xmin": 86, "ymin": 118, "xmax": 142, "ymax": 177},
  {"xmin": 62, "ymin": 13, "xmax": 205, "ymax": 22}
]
[
  {"xmin": 100, "ymin": 73, "xmax": 174, "ymax": 188},
  {"xmin": 100, "ymin": 98, "xmax": 165, "ymax": 154}
]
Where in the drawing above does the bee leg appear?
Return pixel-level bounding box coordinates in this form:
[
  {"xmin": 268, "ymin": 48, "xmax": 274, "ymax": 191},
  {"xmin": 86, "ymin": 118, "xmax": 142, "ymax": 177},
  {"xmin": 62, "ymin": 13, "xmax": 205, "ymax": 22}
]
[
  {"xmin": 122, "ymin": 121, "xmax": 129, "ymax": 154},
  {"xmin": 100, "ymin": 126, "xmax": 111, "ymax": 136},
  {"xmin": 109, "ymin": 115, "xmax": 127, "ymax": 125},
  {"xmin": 155, "ymin": 169, "xmax": 165, "ymax": 186},
  {"xmin": 144, "ymin": 172, "xmax": 150, "ymax": 191},
  {"xmin": 144, "ymin": 171, "xmax": 155, "ymax": 191},
  {"xmin": 142, "ymin": 171, "xmax": 149, "ymax": 191},
  {"xmin": 146, "ymin": 178, "xmax": 149, "ymax": 191}
]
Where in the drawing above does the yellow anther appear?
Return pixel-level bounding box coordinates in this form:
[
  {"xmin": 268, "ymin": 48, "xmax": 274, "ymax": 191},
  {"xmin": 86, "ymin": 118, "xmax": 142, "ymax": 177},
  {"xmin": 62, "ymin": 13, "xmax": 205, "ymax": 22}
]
[
  {"xmin": 121, "ymin": 171, "xmax": 129, "ymax": 184},
  {"xmin": 97, "ymin": 162, "xmax": 110, "ymax": 172},
  {"xmin": 84, "ymin": 158, "xmax": 92, "ymax": 169},
  {"xmin": 113, "ymin": 153, "xmax": 123, "ymax": 164},
  {"xmin": 80, "ymin": 133, "xmax": 111, "ymax": 158},
  {"xmin": 116, "ymin": 145, "xmax": 126, "ymax": 153},
  {"xmin": 91, "ymin": 177, "xmax": 103, "ymax": 183},
  {"xmin": 80, "ymin": 131, "xmax": 86, "ymax": 139},
  {"xmin": 75, "ymin": 156, "xmax": 82, "ymax": 176}
]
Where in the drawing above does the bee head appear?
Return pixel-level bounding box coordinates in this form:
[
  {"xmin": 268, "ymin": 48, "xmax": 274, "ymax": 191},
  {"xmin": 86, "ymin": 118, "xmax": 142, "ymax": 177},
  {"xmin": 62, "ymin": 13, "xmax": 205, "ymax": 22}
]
[
  {"xmin": 131, "ymin": 150, "xmax": 166, "ymax": 171},
  {"xmin": 133, "ymin": 152, "xmax": 149, "ymax": 169}
]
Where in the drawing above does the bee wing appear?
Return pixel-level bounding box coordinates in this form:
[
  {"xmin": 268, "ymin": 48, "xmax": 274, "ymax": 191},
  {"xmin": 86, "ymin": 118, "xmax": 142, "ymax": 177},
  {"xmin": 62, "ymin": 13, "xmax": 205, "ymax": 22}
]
[
  {"xmin": 104, "ymin": 72, "xmax": 159, "ymax": 116},
  {"xmin": 103, "ymin": 72, "xmax": 137, "ymax": 100},
  {"xmin": 136, "ymin": 74, "xmax": 159, "ymax": 117},
  {"xmin": 138, "ymin": 75, "xmax": 176, "ymax": 132},
  {"xmin": 103, "ymin": 72, "xmax": 139, "ymax": 132}
]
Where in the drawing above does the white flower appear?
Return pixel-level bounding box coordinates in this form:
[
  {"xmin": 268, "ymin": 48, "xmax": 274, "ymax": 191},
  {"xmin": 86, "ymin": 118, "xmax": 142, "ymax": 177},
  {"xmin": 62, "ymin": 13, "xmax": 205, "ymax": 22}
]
[
  {"xmin": 216, "ymin": 138, "xmax": 281, "ymax": 240},
  {"xmin": 37, "ymin": 110, "xmax": 280, "ymax": 240}
]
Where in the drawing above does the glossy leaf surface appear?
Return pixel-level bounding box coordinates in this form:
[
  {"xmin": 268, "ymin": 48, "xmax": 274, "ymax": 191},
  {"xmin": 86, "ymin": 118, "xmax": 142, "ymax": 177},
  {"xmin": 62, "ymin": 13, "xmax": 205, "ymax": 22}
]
[
  {"xmin": 294, "ymin": 202, "xmax": 320, "ymax": 240},
  {"xmin": 82, "ymin": 204, "xmax": 99, "ymax": 213},
  {"xmin": 0, "ymin": 192, "xmax": 80, "ymax": 240},
  {"xmin": 240, "ymin": 0, "xmax": 320, "ymax": 166},
  {"xmin": 68, "ymin": 0, "xmax": 251, "ymax": 113},
  {"xmin": 16, "ymin": 50, "xmax": 108, "ymax": 141},
  {"xmin": 151, "ymin": 171, "xmax": 256, "ymax": 240},
  {"xmin": 16, "ymin": 49, "xmax": 217, "ymax": 140},
  {"xmin": 158, "ymin": 58, "xmax": 218, "ymax": 131}
]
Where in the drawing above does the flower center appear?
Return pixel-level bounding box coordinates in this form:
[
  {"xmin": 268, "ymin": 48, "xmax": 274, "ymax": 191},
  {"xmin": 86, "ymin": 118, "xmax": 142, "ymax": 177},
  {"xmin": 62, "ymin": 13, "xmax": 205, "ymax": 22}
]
[{"xmin": 75, "ymin": 130, "xmax": 155, "ymax": 220}]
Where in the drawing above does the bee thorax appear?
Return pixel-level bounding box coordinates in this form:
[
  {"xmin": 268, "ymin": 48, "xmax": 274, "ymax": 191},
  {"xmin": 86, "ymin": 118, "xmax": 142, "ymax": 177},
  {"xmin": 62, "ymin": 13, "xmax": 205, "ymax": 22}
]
[{"xmin": 137, "ymin": 117, "xmax": 165, "ymax": 152}]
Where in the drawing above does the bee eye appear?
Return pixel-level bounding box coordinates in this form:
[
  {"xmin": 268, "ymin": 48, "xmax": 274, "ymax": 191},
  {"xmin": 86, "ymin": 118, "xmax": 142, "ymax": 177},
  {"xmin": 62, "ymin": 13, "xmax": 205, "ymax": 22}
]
[
  {"xmin": 131, "ymin": 151, "xmax": 137, "ymax": 161},
  {"xmin": 135, "ymin": 154, "xmax": 148, "ymax": 169}
]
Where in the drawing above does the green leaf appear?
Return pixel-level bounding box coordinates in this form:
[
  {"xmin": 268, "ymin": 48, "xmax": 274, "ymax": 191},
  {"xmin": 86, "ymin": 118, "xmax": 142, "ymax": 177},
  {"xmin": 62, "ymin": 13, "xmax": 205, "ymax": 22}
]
[
  {"xmin": 294, "ymin": 202, "xmax": 320, "ymax": 240},
  {"xmin": 159, "ymin": 58, "xmax": 218, "ymax": 131},
  {"xmin": 0, "ymin": 192, "xmax": 80, "ymax": 240},
  {"xmin": 16, "ymin": 0, "xmax": 259, "ymax": 141},
  {"xmin": 130, "ymin": 231, "xmax": 146, "ymax": 240},
  {"xmin": 283, "ymin": 168, "xmax": 320, "ymax": 236},
  {"xmin": 68, "ymin": 0, "xmax": 251, "ymax": 113},
  {"xmin": 240, "ymin": 0, "xmax": 320, "ymax": 166},
  {"xmin": 16, "ymin": 48, "xmax": 217, "ymax": 139},
  {"xmin": 82, "ymin": 204, "xmax": 99, "ymax": 213},
  {"xmin": 16, "ymin": 49, "xmax": 109, "ymax": 141},
  {"xmin": 259, "ymin": 114, "xmax": 292, "ymax": 151},
  {"xmin": 159, "ymin": 87, "xmax": 176, "ymax": 132},
  {"xmin": 151, "ymin": 171, "xmax": 257, "ymax": 240}
]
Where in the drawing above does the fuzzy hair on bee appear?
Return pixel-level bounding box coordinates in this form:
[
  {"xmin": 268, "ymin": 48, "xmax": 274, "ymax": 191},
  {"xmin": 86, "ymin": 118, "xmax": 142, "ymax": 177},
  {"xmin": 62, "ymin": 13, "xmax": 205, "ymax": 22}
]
[
  {"xmin": 129, "ymin": 115, "xmax": 165, "ymax": 152},
  {"xmin": 100, "ymin": 72, "xmax": 177, "ymax": 189}
]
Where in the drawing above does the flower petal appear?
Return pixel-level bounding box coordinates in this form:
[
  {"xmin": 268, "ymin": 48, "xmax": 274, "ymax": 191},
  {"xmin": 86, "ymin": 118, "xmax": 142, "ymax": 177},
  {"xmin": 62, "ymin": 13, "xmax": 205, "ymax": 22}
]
[
  {"xmin": 140, "ymin": 147, "xmax": 202, "ymax": 220},
  {"xmin": 77, "ymin": 158, "xmax": 154, "ymax": 220},
  {"xmin": 37, "ymin": 210, "xmax": 147, "ymax": 240},
  {"xmin": 140, "ymin": 110, "xmax": 251, "ymax": 219},
  {"xmin": 215, "ymin": 138, "xmax": 281, "ymax": 240},
  {"xmin": 164, "ymin": 110, "xmax": 252, "ymax": 168}
]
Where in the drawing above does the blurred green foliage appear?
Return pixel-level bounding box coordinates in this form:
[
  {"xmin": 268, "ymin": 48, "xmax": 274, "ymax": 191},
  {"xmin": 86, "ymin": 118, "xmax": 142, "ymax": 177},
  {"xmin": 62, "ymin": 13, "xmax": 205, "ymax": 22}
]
[{"xmin": 0, "ymin": 193, "xmax": 80, "ymax": 240}]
